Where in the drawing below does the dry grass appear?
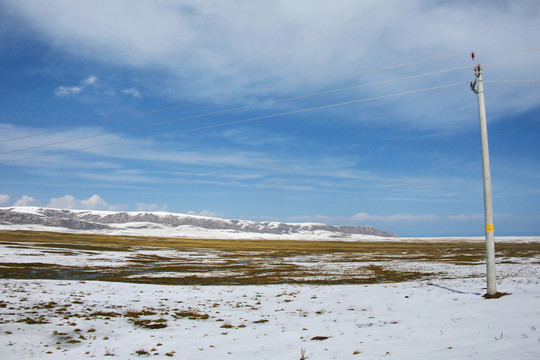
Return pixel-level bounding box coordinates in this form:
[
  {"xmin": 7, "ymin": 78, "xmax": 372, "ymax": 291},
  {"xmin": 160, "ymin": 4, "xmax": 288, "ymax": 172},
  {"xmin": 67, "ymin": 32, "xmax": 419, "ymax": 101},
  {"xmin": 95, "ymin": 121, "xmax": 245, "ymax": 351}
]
[{"xmin": 173, "ymin": 311, "xmax": 210, "ymax": 320}]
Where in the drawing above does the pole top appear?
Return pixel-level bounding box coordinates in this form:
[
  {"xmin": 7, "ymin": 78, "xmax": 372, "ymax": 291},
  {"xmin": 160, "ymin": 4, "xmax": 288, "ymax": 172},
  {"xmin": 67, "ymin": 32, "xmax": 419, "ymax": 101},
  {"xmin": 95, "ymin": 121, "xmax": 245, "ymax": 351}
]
[
  {"xmin": 475, "ymin": 64, "xmax": 482, "ymax": 75},
  {"xmin": 471, "ymin": 64, "xmax": 483, "ymax": 93}
]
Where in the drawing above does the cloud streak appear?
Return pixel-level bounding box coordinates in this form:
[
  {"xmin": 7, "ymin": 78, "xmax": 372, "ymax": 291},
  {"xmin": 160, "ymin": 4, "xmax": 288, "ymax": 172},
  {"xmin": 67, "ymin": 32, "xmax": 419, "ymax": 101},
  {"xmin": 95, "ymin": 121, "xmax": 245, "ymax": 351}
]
[
  {"xmin": 0, "ymin": 121, "xmax": 481, "ymax": 203},
  {"xmin": 288, "ymin": 212, "xmax": 490, "ymax": 226}
]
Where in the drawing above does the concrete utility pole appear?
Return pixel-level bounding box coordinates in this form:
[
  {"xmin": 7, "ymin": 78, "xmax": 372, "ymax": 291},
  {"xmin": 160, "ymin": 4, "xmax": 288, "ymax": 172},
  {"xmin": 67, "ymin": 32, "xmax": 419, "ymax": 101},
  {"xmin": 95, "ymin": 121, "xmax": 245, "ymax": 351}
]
[{"xmin": 471, "ymin": 64, "xmax": 497, "ymax": 295}]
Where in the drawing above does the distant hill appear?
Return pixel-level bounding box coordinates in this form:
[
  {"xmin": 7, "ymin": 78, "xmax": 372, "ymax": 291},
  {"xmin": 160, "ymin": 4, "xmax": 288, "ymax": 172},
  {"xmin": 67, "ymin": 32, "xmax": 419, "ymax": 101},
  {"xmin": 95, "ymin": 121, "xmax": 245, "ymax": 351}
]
[{"xmin": 0, "ymin": 207, "xmax": 397, "ymax": 240}]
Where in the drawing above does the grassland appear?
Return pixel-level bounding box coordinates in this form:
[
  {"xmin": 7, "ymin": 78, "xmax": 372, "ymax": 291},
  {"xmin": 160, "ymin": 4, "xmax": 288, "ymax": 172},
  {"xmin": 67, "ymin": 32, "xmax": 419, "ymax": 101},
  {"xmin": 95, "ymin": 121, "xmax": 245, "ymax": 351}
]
[{"xmin": 1, "ymin": 230, "xmax": 539, "ymax": 286}]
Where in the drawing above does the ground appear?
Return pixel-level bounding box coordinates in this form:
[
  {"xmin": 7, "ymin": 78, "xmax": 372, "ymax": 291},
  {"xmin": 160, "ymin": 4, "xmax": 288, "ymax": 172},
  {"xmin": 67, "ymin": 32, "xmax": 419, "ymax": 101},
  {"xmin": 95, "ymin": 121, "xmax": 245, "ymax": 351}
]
[{"xmin": 1, "ymin": 231, "xmax": 539, "ymax": 359}]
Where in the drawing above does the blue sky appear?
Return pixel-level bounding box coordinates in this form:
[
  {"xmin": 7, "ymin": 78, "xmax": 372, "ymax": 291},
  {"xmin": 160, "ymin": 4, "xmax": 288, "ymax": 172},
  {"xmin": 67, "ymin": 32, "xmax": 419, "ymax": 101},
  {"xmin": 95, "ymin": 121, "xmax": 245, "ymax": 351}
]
[{"xmin": 1, "ymin": 0, "xmax": 539, "ymax": 236}]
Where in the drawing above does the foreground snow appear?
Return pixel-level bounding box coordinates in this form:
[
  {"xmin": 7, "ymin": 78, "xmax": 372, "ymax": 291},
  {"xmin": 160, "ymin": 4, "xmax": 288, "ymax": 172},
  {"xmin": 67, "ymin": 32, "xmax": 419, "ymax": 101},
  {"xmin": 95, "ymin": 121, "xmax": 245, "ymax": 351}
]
[{"xmin": 1, "ymin": 277, "xmax": 539, "ymax": 360}]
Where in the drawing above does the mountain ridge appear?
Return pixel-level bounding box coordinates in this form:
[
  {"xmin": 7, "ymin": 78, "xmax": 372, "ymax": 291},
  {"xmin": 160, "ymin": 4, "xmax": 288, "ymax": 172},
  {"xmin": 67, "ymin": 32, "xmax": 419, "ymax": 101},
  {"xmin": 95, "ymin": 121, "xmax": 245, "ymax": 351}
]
[{"xmin": 0, "ymin": 206, "xmax": 397, "ymax": 240}]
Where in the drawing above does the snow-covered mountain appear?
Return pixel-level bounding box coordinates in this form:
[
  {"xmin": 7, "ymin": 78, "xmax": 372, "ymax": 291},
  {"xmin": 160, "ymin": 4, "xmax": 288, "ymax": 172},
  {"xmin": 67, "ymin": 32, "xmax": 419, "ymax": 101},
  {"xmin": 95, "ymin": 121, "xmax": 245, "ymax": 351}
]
[{"xmin": 0, "ymin": 207, "xmax": 397, "ymax": 240}]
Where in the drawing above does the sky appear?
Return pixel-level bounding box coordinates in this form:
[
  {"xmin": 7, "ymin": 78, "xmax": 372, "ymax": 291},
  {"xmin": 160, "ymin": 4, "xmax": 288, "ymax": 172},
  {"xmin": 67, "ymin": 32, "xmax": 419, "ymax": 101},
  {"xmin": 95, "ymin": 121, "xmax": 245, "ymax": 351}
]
[{"xmin": 0, "ymin": 0, "xmax": 539, "ymax": 237}]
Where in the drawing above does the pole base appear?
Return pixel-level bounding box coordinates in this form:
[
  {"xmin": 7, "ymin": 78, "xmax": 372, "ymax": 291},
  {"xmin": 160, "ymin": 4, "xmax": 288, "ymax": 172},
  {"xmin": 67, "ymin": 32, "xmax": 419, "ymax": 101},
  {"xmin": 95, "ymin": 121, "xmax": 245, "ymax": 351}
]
[{"xmin": 482, "ymin": 292, "xmax": 511, "ymax": 299}]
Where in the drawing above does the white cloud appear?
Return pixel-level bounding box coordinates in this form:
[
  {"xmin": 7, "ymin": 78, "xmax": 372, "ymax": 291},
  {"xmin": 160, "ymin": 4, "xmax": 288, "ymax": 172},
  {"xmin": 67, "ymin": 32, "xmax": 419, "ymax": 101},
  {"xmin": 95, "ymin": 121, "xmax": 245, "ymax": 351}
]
[
  {"xmin": 47, "ymin": 195, "xmax": 79, "ymax": 209},
  {"xmin": 54, "ymin": 85, "xmax": 82, "ymax": 97},
  {"xmin": 122, "ymin": 87, "xmax": 141, "ymax": 98},
  {"xmin": 350, "ymin": 212, "xmax": 489, "ymax": 224},
  {"xmin": 7, "ymin": 0, "xmax": 539, "ymax": 127},
  {"xmin": 136, "ymin": 203, "xmax": 168, "ymax": 212},
  {"xmin": 187, "ymin": 210, "xmax": 223, "ymax": 218},
  {"xmin": 54, "ymin": 74, "xmax": 97, "ymax": 97},
  {"xmin": 47, "ymin": 194, "xmax": 128, "ymax": 211},
  {"xmin": 288, "ymin": 212, "xmax": 487, "ymax": 226},
  {"xmin": 0, "ymin": 194, "xmax": 11, "ymax": 206},
  {"xmin": 352, "ymin": 212, "xmax": 442, "ymax": 223},
  {"xmin": 284, "ymin": 214, "xmax": 334, "ymax": 225},
  {"xmin": 284, "ymin": 211, "xmax": 489, "ymax": 227},
  {"xmin": 81, "ymin": 194, "xmax": 111, "ymax": 210},
  {"xmin": 448, "ymin": 214, "xmax": 484, "ymax": 221},
  {"xmin": 13, "ymin": 195, "xmax": 40, "ymax": 206},
  {"xmin": 82, "ymin": 75, "xmax": 98, "ymax": 86}
]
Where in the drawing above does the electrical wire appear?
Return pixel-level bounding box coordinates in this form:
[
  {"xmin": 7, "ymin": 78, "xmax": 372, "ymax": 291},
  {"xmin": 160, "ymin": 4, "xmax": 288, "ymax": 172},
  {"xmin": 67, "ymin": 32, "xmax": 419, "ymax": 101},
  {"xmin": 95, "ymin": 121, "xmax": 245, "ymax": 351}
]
[
  {"xmin": 475, "ymin": 48, "xmax": 540, "ymax": 55},
  {"xmin": 3, "ymin": 49, "xmax": 539, "ymax": 145},
  {"xmin": 0, "ymin": 52, "xmax": 470, "ymax": 144},
  {"xmin": 485, "ymin": 80, "xmax": 540, "ymax": 83},
  {"xmin": 3, "ymin": 48, "xmax": 538, "ymax": 161},
  {"xmin": 0, "ymin": 66, "xmax": 471, "ymax": 156},
  {"xmin": 483, "ymin": 62, "xmax": 540, "ymax": 67},
  {"xmin": 0, "ymin": 82, "xmax": 467, "ymax": 164}
]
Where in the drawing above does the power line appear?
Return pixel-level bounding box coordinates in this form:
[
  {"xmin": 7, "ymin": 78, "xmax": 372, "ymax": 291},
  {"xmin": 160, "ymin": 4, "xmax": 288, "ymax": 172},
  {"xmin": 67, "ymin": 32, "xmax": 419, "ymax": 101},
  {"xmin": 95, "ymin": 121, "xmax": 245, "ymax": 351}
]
[
  {"xmin": 483, "ymin": 62, "xmax": 540, "ymax": 67},
  {"xmin": 0, "ymin": 52, "xmax": 470, "ymax": 144},
  {"xmin": 1, "ymin": 82, "xmax": 467, "ymax": 165},
  {"xmin": 2, "ymin": 49, "xmax": 539, "ymax": 145},
  {"xmin": 485, "ymin": 80, "xmax": 540, "ymax": 83},
  {"xmin": 476, "ymin": 48, "xmax": 540, "ymax": 55},
  {"xmin": 0, "ymin": 66, "xmax": 471, "ymax": 156},
  {"xmin": 0, "ymin": 104, "xmax": 195, "ymax": 144},
  {"xmin": 4, "ymin": 49, "xmax": 537, "ymax": 159}
]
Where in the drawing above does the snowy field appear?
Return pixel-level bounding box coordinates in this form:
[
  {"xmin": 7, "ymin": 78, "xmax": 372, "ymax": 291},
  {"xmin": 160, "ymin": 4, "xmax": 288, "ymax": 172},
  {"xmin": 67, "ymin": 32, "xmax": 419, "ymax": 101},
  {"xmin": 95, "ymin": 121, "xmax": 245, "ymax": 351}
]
[
  {"xmin": 1, "ymin": 236, "xmax": 539, "ymax": 359},
  {"xmin": 1, "ymin": 278, "xmax": 540, "ymax": 359}
]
